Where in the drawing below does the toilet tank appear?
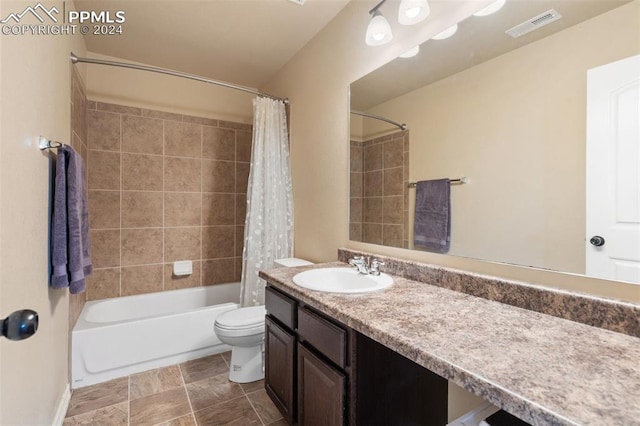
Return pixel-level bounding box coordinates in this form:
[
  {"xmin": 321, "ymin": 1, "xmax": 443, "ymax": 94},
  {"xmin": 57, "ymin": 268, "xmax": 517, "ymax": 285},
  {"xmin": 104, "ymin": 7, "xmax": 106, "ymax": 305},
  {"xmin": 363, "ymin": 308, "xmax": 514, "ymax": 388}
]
[{"xmin": 273, "ymin": 258, "xmax": 313, "ymax": 268}]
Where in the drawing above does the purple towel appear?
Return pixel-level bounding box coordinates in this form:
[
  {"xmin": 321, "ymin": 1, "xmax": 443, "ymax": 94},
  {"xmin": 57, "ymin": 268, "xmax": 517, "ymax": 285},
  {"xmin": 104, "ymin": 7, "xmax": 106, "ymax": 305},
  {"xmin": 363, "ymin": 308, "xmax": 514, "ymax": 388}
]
[
  {"xmin": 51, "ymin": 146, "xmax": 92, "ymax": 293},
  {"xmin": 413, "ymin": 179, "xmax": 450, "ymax": 253}
]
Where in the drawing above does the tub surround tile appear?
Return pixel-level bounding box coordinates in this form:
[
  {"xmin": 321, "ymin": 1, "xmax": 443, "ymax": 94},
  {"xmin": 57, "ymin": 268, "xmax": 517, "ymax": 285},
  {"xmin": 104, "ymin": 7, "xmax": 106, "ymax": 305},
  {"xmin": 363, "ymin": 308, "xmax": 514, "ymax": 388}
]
[
  {"xmin": 193, "ymin": 396, "xmax": 261, "ymax": 425},
  {"xmin": 202, "ymin": 193, "xmax": 236, "ymax": 226},
  {"xmin": 382, "ymin": 196, "xmax": 404, "ymax": 224},
  {"xmin": 350, "ymin": 145, "xmax": 363, "ymax": 172},
  {"xmin": 164, "ymin": 227, "xmax": 201, "ymax": 262},
  {"xmin": 122, "ymin": 191, "xmax": 163, "ymax": 228},
  {"xmin": 235, "ymin": 194, "xmax": 247, "ymax": 225},
  {"xmin": 121, "ymin": 264, "xmax": 164, "ymax": 296},
  {"xmin": 96, "ymin": 102, "xmax": 141, "ymax": 116},
  {"xmin": 164, "ymin": 192, "xmax": 202, "ymax": 226},
  {"xmin": 203, "ymin": 126, "xmax": 236, "ymax": 160},
  {"xmin": 202, "ymin": 159, "xmax": 235, "ymax": 193},
  {"xmin": 164, "ymin": 261, "xmax": 201, "ymax": 290},
  {"xmin": 182, "ymin": 115, "xmax": 218, "ymax": 127},
  {"xmin": 235, "ymin": 162, "xmax": 250, "ymax": 193},
  {"xmin": 164, "ymin": 121, "xmax": 201, "ymax": 158},
  {"xmin": 349, "ymin": 223, "xmax": 362, "ymax": 242},
  {"xmin": 121, "ymin": 228, "xmax": 163, "ymax": 266},
  {"xmin": 86, "ymin": 268, "xmax": 121, "ymax": 300},
  {"xmin": 143, "ymin": 108, "xmax": 183, "ymax": 122},
  {"xmin": 164, "ymin": 157, "xmax": 202, "ymax": 192},
  {"xmin": 202, "ymin": 226, "xmax": 235, "ymax": 259},
  {"xmin": 66, "ymin": 377, "xmax": 129, "ymax": 418},
  {"xmin": 90, "ymin": 230, "xmax": 120, "ymax": 268},
  {"xmin": 363, "ymin": 197, "xmax": 382, "ymax": 223},
  {"xmin": 131, "ymin": 366, "xmax": 183, "ymax": 400},
  {"xmin": 219, "ymin": 120, "xmax": 252, "ymax": 132},
  {"xmin": 383, "ymin": 138, "xmax": 404, "ymax": 169},
  {"xmin": 89, "ymin": 190, "xmax": 120, "ymax": 229},
  {"xmin": 63, "ymin": 402, "xmax": 128, "ymax": 426},
  {"xmin": 202, "ymin": 258, "xmax": 238, "ymax": 285},
  {"xmin": 362, "ymin": 223, "xmax": 382, "ymax": 245},
  {"xmin": 260, "ymin": 253, "xmax": 640, "ymax": 426},
  {"xmin": 122, "ymin": 115, "xmax": 163, "ymax": 155},
  {"xmin": 234, "ymin": 226, "xmax": 244, "ymax": 257},
  {"xmin": 363, "ymin": 170, "xmax": 382, "ymax": 197},
  {"xmin": 236, "ymin": 131, "xmax": 252, "ymax": 163},
  {"xmin": 122, "ymin": 153, "xmax": 163, "ymax": 191},
  {"xmin": 185, "ymin": 374, "xmax": 244, "ymax": 412},
  {"xmin": 87, "ymin": 110, "xmax": 121, "ymax": 152},
  {"xmin": 129, "ymin": 386, "xmax": 191, "ymax": 426},
  {"xmin": 180, "ymin": 354, "xmax": 229, "ymax": 384},
  {"xmin": 88, "ymin": 150, "xmax": 120, "ymax": 190},
  {"xmin": 383, "ymin": 167, "xmax": 404, "ymax": 196},
  {"xmin": 364, "ymin": 143, "xmax": 383, "ymax": 172},
  {"xmin": 350, "ymin": 172, "xmax": 363, "ymax": 198}
]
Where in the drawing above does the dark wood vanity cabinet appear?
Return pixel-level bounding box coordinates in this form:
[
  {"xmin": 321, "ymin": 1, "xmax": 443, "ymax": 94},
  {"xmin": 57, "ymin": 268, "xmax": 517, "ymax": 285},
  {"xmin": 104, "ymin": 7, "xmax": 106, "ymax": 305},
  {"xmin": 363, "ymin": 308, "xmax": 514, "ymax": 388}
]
[{"xmin": 265, "ymin": 284, "xmax": 448, "ymax": 426}]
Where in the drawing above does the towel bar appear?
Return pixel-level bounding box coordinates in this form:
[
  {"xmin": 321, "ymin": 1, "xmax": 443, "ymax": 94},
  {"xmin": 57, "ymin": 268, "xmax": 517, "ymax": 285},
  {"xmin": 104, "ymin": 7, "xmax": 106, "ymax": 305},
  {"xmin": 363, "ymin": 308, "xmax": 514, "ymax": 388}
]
[
  {"xmin": 408, "ymin": 177, "xmax": 468, "ymax": 188},
  {"xmin": 39, "ymin": 136, "xmax": 64, "ymax": 150}
]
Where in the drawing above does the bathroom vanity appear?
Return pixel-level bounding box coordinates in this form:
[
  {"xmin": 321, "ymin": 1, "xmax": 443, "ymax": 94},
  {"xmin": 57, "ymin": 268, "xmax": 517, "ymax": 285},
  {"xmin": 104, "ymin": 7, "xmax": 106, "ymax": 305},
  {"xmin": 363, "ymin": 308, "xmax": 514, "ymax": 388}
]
[{"xmin": 261, "ymin": 250, "xmax": 640, "ymax": 425}]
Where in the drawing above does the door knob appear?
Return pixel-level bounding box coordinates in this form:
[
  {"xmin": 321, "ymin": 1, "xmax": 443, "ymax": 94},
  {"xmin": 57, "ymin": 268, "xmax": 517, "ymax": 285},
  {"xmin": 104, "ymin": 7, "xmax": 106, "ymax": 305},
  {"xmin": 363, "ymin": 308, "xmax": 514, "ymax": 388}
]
[
  {"xmin": 589, "ymin": 236, "xmax": 605, "ymax": 247},
  {"xmin": 1, "ymin": 309, "xmax": 38, "ymax": 341}
]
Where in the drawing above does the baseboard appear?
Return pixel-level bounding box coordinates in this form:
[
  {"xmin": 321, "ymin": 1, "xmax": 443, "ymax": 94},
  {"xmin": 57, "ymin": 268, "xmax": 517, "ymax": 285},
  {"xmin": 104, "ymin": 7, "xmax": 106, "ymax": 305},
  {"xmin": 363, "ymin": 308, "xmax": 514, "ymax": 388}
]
[{"xmin": 52, "ymin": 383, "xmax": 71, "ymax": 426}]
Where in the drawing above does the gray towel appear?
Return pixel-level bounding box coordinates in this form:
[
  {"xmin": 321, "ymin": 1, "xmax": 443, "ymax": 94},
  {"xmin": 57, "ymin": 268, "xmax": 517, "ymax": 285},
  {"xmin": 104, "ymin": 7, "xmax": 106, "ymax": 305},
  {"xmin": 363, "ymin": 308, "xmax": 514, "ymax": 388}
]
[
  {"xmin": 51, "ymin": 146, "xmax": 92, "ymax": 293},
  {"xmin": 413, "ymin": 179, "xmax": 450, "ymax": 253}
]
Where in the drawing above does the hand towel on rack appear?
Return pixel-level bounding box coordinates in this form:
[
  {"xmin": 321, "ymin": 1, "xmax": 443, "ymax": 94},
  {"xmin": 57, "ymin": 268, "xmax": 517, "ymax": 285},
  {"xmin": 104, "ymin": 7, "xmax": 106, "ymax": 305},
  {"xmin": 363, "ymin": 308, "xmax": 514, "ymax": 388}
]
[
  {"xmin": 413, "ymin": 179, "xmax": 450, "ymax": 253},
  {"xmin": 51, "ymin": 146, "xmax": 92, "ymax": 294}
]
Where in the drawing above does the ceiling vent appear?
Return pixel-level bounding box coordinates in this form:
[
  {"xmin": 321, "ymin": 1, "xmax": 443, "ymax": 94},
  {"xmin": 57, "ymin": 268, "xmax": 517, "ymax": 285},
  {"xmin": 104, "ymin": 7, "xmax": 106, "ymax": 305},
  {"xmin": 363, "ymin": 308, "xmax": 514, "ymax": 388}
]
[{"xmin": 506, "ymin": 9, "xmax": 562, "ymax": 38}]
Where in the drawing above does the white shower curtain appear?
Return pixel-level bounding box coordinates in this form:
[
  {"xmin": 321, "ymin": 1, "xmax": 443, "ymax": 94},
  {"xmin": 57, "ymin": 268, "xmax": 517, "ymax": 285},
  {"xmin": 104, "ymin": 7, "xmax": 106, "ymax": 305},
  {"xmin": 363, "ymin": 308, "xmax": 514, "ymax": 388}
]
[{"xmin": 240, "ymin": 97, "xmax": 294, "ymax": 306}]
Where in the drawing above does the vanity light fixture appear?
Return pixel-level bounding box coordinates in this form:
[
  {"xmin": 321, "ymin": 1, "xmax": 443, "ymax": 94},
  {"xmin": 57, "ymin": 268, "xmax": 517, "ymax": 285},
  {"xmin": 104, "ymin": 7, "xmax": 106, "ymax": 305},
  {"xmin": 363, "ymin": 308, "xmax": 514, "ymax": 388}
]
[
  {"xmin": 399, "ymin": 45, "xmax": 420, "ymax": 58},
  {"xmin": 366, "ymin": 0, "xmax": 393, "ymax": 46},
  {"xmin": 398, "ymin": 0, "xmax": 430, "ymax": 26},
  {"xmin": 431, "ymin": 24, "xmax": 458, "ymax": 40},
  {"xmin": 473, "ymin": 0, "xmax": 506, "ymax": 17}
]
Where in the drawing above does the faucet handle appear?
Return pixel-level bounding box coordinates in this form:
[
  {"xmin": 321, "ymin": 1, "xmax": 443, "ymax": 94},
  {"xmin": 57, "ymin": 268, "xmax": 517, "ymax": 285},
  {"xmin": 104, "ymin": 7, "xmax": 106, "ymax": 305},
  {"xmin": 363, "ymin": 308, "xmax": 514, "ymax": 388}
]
[{"xmin": 369, "ymin": 259, "xmax": 385, "ymax": 275}]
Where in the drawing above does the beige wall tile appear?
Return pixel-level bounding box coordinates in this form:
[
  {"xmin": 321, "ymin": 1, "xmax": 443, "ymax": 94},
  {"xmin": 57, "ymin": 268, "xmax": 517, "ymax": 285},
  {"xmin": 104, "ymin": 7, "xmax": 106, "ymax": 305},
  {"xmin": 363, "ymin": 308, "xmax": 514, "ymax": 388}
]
[
  {"xmin": 236, "ymin": 131, "xmax": 252, "ymax": 163},
  {"xmin": 164, "ymin": 193, "xmax": 201, "ymax": 227},
  {"xmin": 97, "ymin": 102, "xmax": 141, "ymax": 116},
  {"xmin": 383, "ymin": 196, "xmax": 404, "ymax": 224},
  {"xmin": 350, "ymin": 198, "xmax": 362, "ymax": 223},
  {"xmin": 164, "ymin": 227, "xmax": 201, "ymax": 262},
  {"xmin": 364, "ymin": 143, "xmax": 383, "ymax": 171},
  {"xmin": 122, "ymin": 191, "xmax": 163, "ymax": 228},
  {"xmin": 363, "ymin": 223, "xmax": 383, "ymax": 245},
  {"xmin": 350, "ymin": 223, "xmax": 362, "ymax": 241},
  {"xmin": 350, "ymin": 145, "xmax": 363, "ymax": 172},
  {"xmin": 122, "ymin": 153, "xmax": 163, "ymax": 191},
  {"xmin": 90, "ymin": 230, "xmax": 120, "ymax": 268},
  {"xmin": 383, "ymin": 139, "xmax": 403, "ymax": 169},
  {"xmin": 350, "ymin": 172, "xmax": 362, "ymax": 198},
  {"xmin": 202, "ymin": 258, "xmax": 237, "ymax": 285},
  {"xmin": 202, "ymin": 127, "xmax": 235, "ymax": 160},
  {"xmin": 235, "ymin": 226, "xmax": 244, "ymax": 257},
  {"xmin": 235, "ymin": 162, "xmax": 250, "ymax": 193},
  {"xmin": 364, "ymin": 171, "xmax": 382, "ymax": 197},
  {"xmin": 121, "ymin": 264, "xmax": 163, "ymax": 296},
  {"xmin": 121, "ymin": 228, "xmax": 163, "ymax": 266},
  {"xmin": 235, "ymin": 194, "xmax": 247, "ymax": 225},
  {"xmin": 383, "ymin": 224, "xmax": 404, "ymax": 248},
  {"xmin": 182, "ymin": 115, "xmax": 218, "ymax": 127},
  {"xmin": 122, "ymin": 115, "xmax": 163, "ymax": 154},
  {"xmin": 165, "ymin": 157, "xmax": 202, "ymax": 192},
  {"xmin": 165, "ymin": 121, "xmax": 201, "ymax": 158},
  {"xmin": 88, "ymin": 150, "xmax": 120, "ymax": 190},
  {"xmin": 202, "ymin": 160, "xmax": 235, "ymax": 193},
  {"xmin": 89, "ymin": 190, "xmax": 120, "ymax": 229},
  {"xmin": 219, "ymin": 120, "xmax": 251, "ymax": 132},
  {"xmin": 383, "ymin": 167, "xmax": 404, "ymax": 196},
  {"xmin": 87, "ymin": 110, "xmax": 120, "ymax": 151},
  {"xmin": 143, "ymin": 109, "xmax": 182, "ymax": 122},
  {"xmin": 202, "ymin": 227, "xmax": 235, "ymax": 259},
  {"xmin": 86, "ymin": 268, "xmax": 120, "ymax": 301},
  {"xmin": 164, "ymin": 262, "xmax": 201, "ymax": 290},
  {"xmin": 202, "ymin": 193, "xmax": 235, "ymax": 226},
  {"xmin": 363, "ymin": 197, "xmax": 382, "ymax": 223}
]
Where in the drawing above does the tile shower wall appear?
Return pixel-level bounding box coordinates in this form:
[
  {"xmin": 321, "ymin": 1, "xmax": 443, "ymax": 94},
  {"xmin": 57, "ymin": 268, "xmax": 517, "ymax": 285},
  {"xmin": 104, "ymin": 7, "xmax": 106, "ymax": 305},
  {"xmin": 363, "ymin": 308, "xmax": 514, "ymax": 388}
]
[
  {"xmin": 69, "ymin": 66, "xmax": 88, "ymax": 328},
  {"xmin": 86, "ymin": 101, "xmax": 252, "ymax": 301},
  {"xmin": 350, "ymin": 131, "xmax": 409, "ymax": 248}
]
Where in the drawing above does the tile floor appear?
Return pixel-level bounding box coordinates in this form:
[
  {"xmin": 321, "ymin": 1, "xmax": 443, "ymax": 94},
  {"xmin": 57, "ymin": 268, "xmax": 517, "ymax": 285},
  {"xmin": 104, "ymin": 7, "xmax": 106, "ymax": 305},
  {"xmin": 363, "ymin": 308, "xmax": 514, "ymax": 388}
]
[{"xmin": 64, "ymin": 352, "xmax": 285, "ymax": 426}]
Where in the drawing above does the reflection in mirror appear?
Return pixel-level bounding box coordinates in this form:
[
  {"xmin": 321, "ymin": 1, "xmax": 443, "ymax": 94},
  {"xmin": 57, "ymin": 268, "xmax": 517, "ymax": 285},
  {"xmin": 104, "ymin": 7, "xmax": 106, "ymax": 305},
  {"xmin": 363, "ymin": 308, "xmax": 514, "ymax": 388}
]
[{"xmin": 350, "ymin": 0, "xmax": 640, "ymax": 284}]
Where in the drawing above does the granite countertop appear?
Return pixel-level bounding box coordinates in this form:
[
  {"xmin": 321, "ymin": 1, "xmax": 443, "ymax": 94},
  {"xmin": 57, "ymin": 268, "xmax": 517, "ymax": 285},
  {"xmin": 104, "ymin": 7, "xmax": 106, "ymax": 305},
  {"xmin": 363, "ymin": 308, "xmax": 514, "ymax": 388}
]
[{"xmin": 260, "ymin": 262, "xmax": 640, "ymax": 426}]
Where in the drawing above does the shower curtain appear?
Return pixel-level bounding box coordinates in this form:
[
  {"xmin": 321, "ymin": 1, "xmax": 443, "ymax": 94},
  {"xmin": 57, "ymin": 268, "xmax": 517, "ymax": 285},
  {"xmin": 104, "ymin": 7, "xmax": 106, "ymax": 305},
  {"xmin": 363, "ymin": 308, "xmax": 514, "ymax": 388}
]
[{"xmin": 240, "ymin": 97, "xmax": 294, "ymax": 306}]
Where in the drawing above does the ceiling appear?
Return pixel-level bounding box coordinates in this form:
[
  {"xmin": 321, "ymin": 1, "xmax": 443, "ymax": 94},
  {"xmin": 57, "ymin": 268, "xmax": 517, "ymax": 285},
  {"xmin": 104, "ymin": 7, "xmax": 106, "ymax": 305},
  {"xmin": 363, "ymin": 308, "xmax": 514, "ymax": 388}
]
[
  {"xmin": 75, "ymin": 0, "xmax": 350, "ymax": 89},
  {"xmin": 351, "ymin": 0, "xmax": 631, "ymax": 110}
]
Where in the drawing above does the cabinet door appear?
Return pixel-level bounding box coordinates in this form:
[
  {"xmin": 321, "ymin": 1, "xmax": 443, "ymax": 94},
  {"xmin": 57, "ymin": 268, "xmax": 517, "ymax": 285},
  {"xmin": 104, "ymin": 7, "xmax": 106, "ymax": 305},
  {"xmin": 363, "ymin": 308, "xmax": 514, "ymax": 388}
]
[
  {"xmin": 265, "ymin": 316, "xmax": 296, "ymax": 424},
  {"xmin": 297, "ymin": 343, "xmax": 346, "ymax": 426}
]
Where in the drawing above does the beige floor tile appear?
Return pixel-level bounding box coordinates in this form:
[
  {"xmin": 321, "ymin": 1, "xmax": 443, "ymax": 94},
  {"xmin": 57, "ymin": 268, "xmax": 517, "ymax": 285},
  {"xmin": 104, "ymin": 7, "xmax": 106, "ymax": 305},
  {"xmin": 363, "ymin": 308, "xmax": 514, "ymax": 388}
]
[
  {"xmin": 129, "ymin": 386, "xmax": 191, "ymax": 426},
  {"xmin": 186, "ymin": 374, "xmax": 245, "ymax": 412},
  {"xmin": 246, "ymin": 389, "xmax": 283, "ymax": 425},
  {"xmin": 240, "ymin": 379, "xmax": 264, "ymax": 394},
  {"xmin": 180, "ymin": 354, "xmax": 229, "ymax": 384},
  {"xmin": 193, "ymin": 396, "xmax": 262, "ymax": 425},
  {"xmin": 156, "ymin": 414, "xmax": 197, "ymax": 426},
  {"xmin": 63, "ymin": 402, "xmax": 127, "ymax": 426},
  {"xmin": 131, "ymin": 365, "xmax": 184, "ymax": 400},
  {"xmin": 66, "ymin": 377, "xmax": 129, "ymax": 418},
  {"xmin": 221, "ymin": 351, "xmax": 231, "ymax": 366},
  {"xmin": 265, "ymin": 419, "xmax": 289, "ymax": 426}
]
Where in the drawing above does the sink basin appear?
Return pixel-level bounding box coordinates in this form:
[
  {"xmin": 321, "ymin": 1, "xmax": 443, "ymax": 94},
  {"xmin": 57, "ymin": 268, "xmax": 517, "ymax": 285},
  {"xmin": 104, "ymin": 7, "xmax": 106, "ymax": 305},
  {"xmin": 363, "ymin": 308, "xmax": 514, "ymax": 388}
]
[{"xmin": 292, "ymin": 267, "xmax": 393, "ymax": 293}]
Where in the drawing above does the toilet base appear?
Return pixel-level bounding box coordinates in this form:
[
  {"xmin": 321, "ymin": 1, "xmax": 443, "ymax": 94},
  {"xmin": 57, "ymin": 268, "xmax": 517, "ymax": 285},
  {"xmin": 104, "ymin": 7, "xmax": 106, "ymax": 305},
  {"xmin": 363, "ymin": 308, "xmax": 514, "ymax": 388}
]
[{"xmin": 228, "ymin": 344, "xmax": 264, "ymax": 383}]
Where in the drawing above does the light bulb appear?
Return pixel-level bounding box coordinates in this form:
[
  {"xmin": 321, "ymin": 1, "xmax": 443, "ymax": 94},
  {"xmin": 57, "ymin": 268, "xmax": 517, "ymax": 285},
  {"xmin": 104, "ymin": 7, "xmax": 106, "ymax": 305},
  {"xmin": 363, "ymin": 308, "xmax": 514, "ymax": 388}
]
[
  {"xmin": 431, "ymin": 24, "xmax": 458, "ymax": 40},
  {"xmin": 398, "ymin": 0, "xmax": 430, "ymax": 26},
  {"xmin": 399, "ymin": 46, "xmax": 420, "ymax": 58},
  {"xmin": 473, "ymin": 0, "xmax": 506, "ymax": 17},
  {"xmin": 366, "ymin": 10, "xmax": 393, "ymax": 46}
]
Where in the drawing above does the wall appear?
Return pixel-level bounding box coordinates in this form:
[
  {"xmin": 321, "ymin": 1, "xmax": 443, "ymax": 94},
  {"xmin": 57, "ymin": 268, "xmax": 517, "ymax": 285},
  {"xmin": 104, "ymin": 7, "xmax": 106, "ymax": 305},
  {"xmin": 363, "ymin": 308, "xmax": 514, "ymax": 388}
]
[
  {"xmin": 85, "ymin": 101, "xmax": 251, "ymax": 300},
  {"xmin": 364, "ymin": 1, "xmax": 640, "ymax": 275},
  {"xmin": 263, "ymin": 0, "xmax": 640, "ymax": 419},
  {"xmin": 0, "ymin": 0, "xmax": 87, "ymax": 423}
]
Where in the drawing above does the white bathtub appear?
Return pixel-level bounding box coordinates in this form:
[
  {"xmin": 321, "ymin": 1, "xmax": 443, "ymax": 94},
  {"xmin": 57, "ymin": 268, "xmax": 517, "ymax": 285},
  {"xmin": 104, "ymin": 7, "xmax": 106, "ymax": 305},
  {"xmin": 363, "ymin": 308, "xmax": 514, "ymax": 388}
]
[{"xmin": 72, "ymin": 283, "xmax": 240, "ymax": 389}]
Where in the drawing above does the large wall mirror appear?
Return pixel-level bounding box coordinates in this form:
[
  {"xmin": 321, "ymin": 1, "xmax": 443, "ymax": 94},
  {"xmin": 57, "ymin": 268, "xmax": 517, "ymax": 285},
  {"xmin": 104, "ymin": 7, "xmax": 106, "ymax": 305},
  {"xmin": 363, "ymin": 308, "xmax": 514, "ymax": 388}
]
[{"xmin": 349, "ymin": 0, "xmax": 640, "ymax": 285}]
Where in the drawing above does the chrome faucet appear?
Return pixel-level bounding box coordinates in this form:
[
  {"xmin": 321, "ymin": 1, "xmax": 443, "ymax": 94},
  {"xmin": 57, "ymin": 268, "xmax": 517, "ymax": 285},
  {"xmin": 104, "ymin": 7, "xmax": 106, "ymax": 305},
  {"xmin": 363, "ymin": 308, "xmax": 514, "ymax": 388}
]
[{"xmin": 348, "ymin": 256, "xmax": 385, "ymax": 275}]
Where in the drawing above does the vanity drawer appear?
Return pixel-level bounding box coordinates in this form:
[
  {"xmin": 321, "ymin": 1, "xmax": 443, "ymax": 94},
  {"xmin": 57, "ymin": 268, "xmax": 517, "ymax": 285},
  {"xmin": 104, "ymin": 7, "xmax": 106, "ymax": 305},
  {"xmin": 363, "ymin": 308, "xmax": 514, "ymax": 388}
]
[
  {"xmin": 266, "ymin": 286, "xmax": 296, "ymax": 330},
  {"xmin": 297, "ymin": 307, "xmax": 347, "ymax": 369}
]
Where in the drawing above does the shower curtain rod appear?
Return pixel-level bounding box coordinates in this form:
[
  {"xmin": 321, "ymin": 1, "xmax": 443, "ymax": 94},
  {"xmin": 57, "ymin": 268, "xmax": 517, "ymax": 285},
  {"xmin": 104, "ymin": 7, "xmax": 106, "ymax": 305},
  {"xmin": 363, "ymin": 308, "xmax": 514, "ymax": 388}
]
[
  {"xmin": 350, "ymin": 110, "xmax": 407, "ymax": 131},
  {"xmin": 70, "ymin": 53, "xmax": 288, "ymax": 104}
]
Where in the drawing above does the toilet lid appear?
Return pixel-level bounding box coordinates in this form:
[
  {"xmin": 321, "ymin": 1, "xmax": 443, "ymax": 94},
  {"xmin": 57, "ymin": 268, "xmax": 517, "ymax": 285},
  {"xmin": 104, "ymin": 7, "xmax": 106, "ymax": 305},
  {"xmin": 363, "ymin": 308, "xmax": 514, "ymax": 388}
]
[{"xmin": 215, "ymin": 305, "xmax": 266, "ymax": 330}]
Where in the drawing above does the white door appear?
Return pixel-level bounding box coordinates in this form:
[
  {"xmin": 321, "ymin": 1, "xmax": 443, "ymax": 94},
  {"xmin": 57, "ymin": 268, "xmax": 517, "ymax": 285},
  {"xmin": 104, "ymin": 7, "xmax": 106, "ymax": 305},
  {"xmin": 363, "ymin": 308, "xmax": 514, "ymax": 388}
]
[{"xmin": 586, "ymin": 54, "xmax": 640, "ymax": 284}]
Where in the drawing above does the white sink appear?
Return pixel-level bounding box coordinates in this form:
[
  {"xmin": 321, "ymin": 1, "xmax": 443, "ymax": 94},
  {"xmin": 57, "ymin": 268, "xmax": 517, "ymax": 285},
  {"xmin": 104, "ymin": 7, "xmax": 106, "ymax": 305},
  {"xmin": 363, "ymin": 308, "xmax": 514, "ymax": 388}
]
[{"xmin": 292, "ymin": 267, "xmax": 393, "ymax": 293}]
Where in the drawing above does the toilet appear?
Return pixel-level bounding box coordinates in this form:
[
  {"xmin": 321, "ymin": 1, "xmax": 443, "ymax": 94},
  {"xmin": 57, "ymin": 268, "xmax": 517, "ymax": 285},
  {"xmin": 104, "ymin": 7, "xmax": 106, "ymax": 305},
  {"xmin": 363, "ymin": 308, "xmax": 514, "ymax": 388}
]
[{"xmin": 214, "ymin": 257, "xmax": 313, "ymax": 383}]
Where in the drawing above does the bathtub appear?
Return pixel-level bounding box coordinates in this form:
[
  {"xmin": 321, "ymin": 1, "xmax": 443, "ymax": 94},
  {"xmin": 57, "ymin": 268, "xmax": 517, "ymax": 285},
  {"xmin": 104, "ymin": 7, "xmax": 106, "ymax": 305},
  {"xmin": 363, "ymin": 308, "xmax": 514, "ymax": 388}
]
[{"xmin": 72, "ymin": 283, "xmax": 240, "ymax": 389}]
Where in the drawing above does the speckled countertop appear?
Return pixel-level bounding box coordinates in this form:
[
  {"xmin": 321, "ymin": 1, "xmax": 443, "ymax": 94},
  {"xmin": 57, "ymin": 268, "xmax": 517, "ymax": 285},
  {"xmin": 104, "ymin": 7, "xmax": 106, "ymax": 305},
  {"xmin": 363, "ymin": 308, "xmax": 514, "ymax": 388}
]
[{"xmin": 260, "ymin": 262, "xmax": 640, "ymax": 426}]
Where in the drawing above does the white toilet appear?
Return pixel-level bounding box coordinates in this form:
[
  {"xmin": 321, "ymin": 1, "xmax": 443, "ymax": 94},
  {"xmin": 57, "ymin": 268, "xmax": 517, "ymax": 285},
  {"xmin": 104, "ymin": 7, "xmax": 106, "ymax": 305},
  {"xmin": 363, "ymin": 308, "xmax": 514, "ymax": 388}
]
[{"xmin": 214, "ymin": 257, "xmax": 313, "ymax": 383}]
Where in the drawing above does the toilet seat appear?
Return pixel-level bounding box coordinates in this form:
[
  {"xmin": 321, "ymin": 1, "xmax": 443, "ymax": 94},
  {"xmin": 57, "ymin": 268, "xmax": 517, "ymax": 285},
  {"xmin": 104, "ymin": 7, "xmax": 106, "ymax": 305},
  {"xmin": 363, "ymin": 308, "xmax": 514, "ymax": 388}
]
[{"xmin": 214, "ymin": 306, "xmax": 266, "ymax": 335}]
